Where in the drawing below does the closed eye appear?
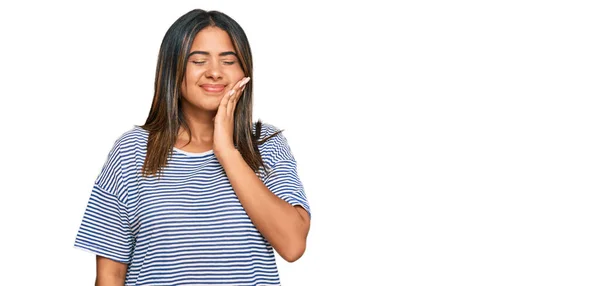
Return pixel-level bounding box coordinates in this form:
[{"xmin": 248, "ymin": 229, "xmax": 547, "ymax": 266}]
[{"xmin": 191, "ymin": 61, "xmax": 235, "ymax": 65}]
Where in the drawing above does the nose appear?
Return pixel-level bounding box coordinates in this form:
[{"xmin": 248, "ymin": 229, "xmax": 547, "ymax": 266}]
[{"xmin": 204, "ymin": 60, "xmax": 223, "ymax": 80}]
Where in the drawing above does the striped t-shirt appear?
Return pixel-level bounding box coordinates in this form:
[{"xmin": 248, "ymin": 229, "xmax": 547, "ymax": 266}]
[{"xmin": 73, "ymin": 122, "xmax": 310, "ymax": 286}]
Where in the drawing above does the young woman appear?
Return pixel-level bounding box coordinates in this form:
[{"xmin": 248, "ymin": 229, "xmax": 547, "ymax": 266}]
[{"xmin": 73, "ymin": 9, "xmax": 311, "ymax": 286}]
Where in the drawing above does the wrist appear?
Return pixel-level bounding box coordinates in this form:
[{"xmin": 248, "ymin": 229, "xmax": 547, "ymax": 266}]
[{"xmin": 215, "ymin": 147, "xmax": 240, "ymax": 162}]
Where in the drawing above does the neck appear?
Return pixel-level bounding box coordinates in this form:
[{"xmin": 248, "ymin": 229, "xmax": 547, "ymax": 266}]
[{"xmin": 179, "ymin": 105, "xmax": 216, "ymax": 143}]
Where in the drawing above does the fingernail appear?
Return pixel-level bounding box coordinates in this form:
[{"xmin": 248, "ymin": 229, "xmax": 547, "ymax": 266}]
[{"xmin": 229, "ymin": 89, "xmax": 235, "ymax": 96}]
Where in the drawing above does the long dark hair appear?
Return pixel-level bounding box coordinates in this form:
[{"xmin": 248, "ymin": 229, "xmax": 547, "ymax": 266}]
[{"xmin": 138, "ymin": 9, "xmax": 280, "ymax": 178}]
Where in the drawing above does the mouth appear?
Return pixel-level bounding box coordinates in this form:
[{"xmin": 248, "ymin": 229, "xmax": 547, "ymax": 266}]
[{"xmin": 200, "ymin": 84, "xmax": 226, "ymax": 93}]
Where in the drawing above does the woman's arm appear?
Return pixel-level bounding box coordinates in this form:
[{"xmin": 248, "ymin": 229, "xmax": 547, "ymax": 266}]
[
  {"xmin": 95, "ymin": 255, "xmax": 127, "ymax": 286},
  {"xmin": 216, "ymin": 149, "xmax": 311, "ymax": 262}
]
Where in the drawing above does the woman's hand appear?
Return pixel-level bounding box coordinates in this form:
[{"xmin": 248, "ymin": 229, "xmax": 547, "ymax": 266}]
[{"xmin": 213, "ymin": 76, "xmax": 250, "ymax": 159}]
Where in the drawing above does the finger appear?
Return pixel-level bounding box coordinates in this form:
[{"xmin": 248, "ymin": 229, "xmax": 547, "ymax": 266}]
[
  {"xmin": 221, "ymin": 77, "xmax": 245, "ymax": 115},
  {"xmin": 218, "ymin": 88, "xmax": 234, "ymax": 120},
  {"xmin": 227, "ymin": 77, "xmax": 250, "ymax": 117},
  {"xmin": 230, "ymin": 84, "xmax": 246, "ymax": 115},
  {"xmin": 223, "ymin": 77, "xmax": 245, "ymax": 102},
  {"xmin": 236, "ymin": 77, "xmax": 249, "ymax": 89},
  {"xmin": 237, "ymin": 80, "xmax": 248, "ymax": 100},
  {"xmin": 228, "ymin": 77, "xmax": 247, "ymax": 96},
  {"xmin": 221, "ymin": 88, "xmax": 233, "ymax": 108},
  {"xmin": 227, "ymin": 87, "xmax": 238, "ymax": 117}
]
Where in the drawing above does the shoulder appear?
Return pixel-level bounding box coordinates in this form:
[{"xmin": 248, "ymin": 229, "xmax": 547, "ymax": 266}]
[
  {"xmin": 253, "ymin": 120, "xmax": 283, "ymax": 141},
  {"xmin": 119, "ymin": 125, "xmax": 149, "ymax": 147},
  {"xmin": 106, "ymin": 125, "xmax": 149, "ymax": 157},
  {"xmin": 253, "ymin": 120, "xmax": 296, "ymax": 165},
  {"xmin": 98, "ymin": 125, "xmax": 148, "ymax": 180},
  {"xmin": 253, "ymin": 120, "xmax": 288, "ymax": 150},
  {"xmin": 95, "ymin": 125, "xmax": 147, "ymax": 199}
]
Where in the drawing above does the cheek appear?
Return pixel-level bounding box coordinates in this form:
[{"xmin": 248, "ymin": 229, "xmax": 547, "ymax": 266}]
[
  {"xmin": 228, "ymin": 69, "xmax": 245, "ymax": 83},
  {"xmin": 185, "ymin": 66, "xmax": 203, "ymax": 83}
]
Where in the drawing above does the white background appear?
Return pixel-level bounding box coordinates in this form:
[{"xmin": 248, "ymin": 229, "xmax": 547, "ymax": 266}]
[{"xmin": 0, "ymin": 0, "xmax": 598, "ymax": 285}]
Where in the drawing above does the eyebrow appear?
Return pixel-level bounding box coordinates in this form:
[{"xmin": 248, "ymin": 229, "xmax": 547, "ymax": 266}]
[{"xmin": 188, "ymin": 51, "xmax": 237, "ymax": 57}]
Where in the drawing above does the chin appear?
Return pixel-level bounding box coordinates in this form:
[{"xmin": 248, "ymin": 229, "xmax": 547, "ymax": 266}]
[
  {"xmin": 192, "ymin": 102, "xmax": 218, "ymax": 112},
  {"xmin": 202, "ymin": 98, "xmax": 222, "ymax": 112},
  {"xmin": 182, "ymin": 97, "xmax": 219, "ymax": 112}
]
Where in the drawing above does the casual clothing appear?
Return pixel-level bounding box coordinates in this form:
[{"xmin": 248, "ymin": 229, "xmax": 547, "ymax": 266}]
[{"xmin": 73, "ymin": 122, "xmax": 310, "ymax": 286}]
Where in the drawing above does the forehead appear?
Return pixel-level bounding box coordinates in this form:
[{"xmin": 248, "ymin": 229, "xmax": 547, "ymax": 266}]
[{"xmin": 190, "ymin": 26, "xmax": 235, "ymax": 52}]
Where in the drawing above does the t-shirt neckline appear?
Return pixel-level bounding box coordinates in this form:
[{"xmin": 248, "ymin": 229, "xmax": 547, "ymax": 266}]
[{"xmin": 172, "ymin": 147, "xmax": 214, "ymax": 157}]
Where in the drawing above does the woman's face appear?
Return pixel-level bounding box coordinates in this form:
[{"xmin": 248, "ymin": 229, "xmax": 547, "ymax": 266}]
[{"xmin": 180, "ymin": 26, "xmax": 245, "ymax": 113}]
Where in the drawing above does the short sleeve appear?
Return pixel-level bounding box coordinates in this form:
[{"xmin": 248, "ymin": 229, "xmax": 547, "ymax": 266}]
[
  {"xmin": 261, "ymin": 129, "xmax": 311, "ymax": 219},
  {"xmin": 73, "ymin": 139, "xmax": 133, "ymax": 264}
]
